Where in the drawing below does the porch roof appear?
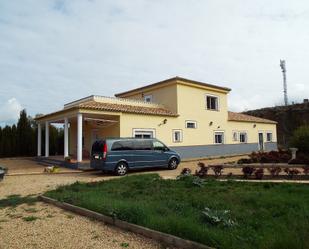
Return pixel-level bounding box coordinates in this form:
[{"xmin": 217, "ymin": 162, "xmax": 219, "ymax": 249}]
[
  {"xmin": 228, "ymin": 111, "xmax": 277, "ymax": 124},
  {"xmin": 35, "ymin": 100, "xmax": 178, "ymax": 121}
]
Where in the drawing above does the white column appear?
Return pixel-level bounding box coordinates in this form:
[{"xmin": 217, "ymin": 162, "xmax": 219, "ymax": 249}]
[
  {"xmin": 77, "ymin": 113, "xmax": 83, "ymax": 162},
  {"xmin": 37, "ymin": 123, "xmax": 42, "ymax": 156},
  {"xmin": 45, "ymin": 121, "xmax": 49, "ymax": 157},
  {"xmin": 64, "ymin": 118, "xmax": 69, "ymax": 158}
]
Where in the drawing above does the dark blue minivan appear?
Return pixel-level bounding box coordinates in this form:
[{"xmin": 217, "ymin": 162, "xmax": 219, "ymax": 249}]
[{"xmin": 90, "ymin": 138, "xmax": 181, "ymax": 175}]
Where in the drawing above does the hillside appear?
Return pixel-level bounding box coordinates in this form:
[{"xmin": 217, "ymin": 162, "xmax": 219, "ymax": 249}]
[{"xmin": 244, "ymin": 101, "xmax": 309, "ymax": 148}]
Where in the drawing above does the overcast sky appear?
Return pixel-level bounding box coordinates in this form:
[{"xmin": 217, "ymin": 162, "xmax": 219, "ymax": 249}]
[{"xmin": 1, "ymin": 0, "xmax": 309, "ymax": 126}]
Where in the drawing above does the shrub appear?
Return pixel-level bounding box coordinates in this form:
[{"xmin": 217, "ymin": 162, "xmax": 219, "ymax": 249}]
[
  {"xmin": 302, "ymin": 166, "xmax": 309, "ymax": 175},
  {"xmin": 254, "ymin": 168, "xmax": 264, "ymax": 180},
  {"xmin": 247, "ymin": 150, "xmax": 291, "ymax": 164},
  {"xmin": 267, "ymin": 167, "xmax": 282, "ymax": 177},
  {"xmin": 210, "ymin": 165, "xmax": 224, "ymax": 177},
  {"xmin": 176, "ymin": 168, "xmax": 192, "ymax": 180},
  {"xmin": 195, "ymin": 162, "xmax": 209, "ymax": 177},
  {"xmin": 288, "ymin": 152, "xmax": 309, "ymax": 165},
  {"xmin": 242, "ymin": 166, "xmax": 255, "ymax": 178},
  {"xmin": 284, "ymin": 168, "xmax": 300, "ymax": 179},
  {"xmin": 180, "ymin": 168, "xmax": 191, "ymax": 176},
  {"xmin": 290, "ymin": 125, "xmax": 309, "ymax": 153},
  {"xmin": 202, "ymin": 207, "xmax": 237, "ymax": 227},
  {"xmin": 237, "ymin": 158, "xmax": 252, "ymax": 164}
]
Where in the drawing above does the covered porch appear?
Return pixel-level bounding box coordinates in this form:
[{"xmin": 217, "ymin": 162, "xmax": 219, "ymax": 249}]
[{"xmin": 36, "ymin": 111, "xmax": 120, "ymax": 167}]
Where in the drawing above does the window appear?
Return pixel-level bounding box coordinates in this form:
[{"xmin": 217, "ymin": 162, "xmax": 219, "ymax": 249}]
[
  {"xmin": 111, "ymin": 140, "xmax": 133, "ymax": 151},
  {"xmin": 232, "ymin": 131, "xmax": 238, "ymax": 141},
  {"xmin": 239, "ymin": 132, "xmax": 247, "ymax": 143},
  {"xmin": 144, "ymin": 95, "xmax": 153, "ymax": 102},
  {"xmin": 214, "ymin": 132, "xmax": 224, "ymax": 144},
  {"xmin": 185, "ymin": 120, "xmax": 197, "ymax": 129},
  {"xmin": 133, "ymin": 140, "xmax": 153, "ymax": 150},
  {"xmin": 206, "ymin": 95, "xmax": 219, "ymax": 111},
  {"xmin": 133, "ymin": 129, "xmax": 155, "ymax": 139},
  {"xmin": 173, "ymin": 130, "xmax": 183, "ymax": 143},
  {"xmin": 266, "ymin": 132, "xmax": 273, "ymax": 142},
  {"xmin": 153, "ymin": 140, "xmax": 166, "ymax": 151}
]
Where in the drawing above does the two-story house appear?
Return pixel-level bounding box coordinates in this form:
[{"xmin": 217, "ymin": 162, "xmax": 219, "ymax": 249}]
[{"xmin": 35, "ymin": 77, "xmax": 277, "ymax": 167}]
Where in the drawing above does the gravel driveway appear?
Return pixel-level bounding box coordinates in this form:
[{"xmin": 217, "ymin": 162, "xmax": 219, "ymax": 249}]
[
  {"xmin": 0, "ymin": 158, "xmax": 171, "ymax": 249},
  {"xmin": 0, "ymin": 155, "xmax": 266, "ymax": 249}
]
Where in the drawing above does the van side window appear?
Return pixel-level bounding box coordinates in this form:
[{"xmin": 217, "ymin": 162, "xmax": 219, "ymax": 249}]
[
  {"xmin": 153, "ymin": 140, "xmax": 165, "ymax": 151},
  {"xmin": 133, "ymin": 140, "xmax": 153, "ymax": 150},
  {"xmin": 111, "ymin": 141, "xmax": 133, "ymax": 151}
]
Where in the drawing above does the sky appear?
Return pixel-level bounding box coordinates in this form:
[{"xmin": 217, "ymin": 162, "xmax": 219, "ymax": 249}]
[{"xmin": 1, "ymin": 0, "xmax": 309, "ymax": 126}]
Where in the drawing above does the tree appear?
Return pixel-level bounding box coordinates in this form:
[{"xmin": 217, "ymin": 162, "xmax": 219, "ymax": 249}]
[
  {"xmin": 16, "ymin": 109, "xmax": 33, "ymax": 156},
  {"xmin": 290, "ymin": 125, "xmax": 309, "ymax": 153},
  {"xmin": 0, "ymin": 109, "xmax": 64, "ymax": 158}
]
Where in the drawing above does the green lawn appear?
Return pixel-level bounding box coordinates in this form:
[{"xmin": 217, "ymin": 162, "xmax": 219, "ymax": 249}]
[{"xmin": 45, "ymin": 174, "xmax": 309, "ymax": 249}]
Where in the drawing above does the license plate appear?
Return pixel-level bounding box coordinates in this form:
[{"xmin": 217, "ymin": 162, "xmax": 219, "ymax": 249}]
[{"xmin": 94, "ymin": 155, "xmax": 99, "ymax": 159}]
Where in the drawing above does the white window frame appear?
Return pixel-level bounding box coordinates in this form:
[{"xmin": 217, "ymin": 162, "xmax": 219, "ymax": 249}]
[
  {"xmin": 214, "ymin": 131, "xmax": 224, "ymax": 144},
  {"xmin": 144, "ymin": 95, "xmax": 153, "ymax": 103},
  {"xmin": 132, "ymin": 128, "xmax": 156, "ymax": 138},
  {"xmin": 205, "ymin": 94, "xmax": 219, "ymax": 111},
  {"xmin": 172, "ymin": 129, "xmax": 183, "ymax": 143},
  {"xmin": 232, "ymin": 131, "xmax": 238, "ymax": 141},
  {"xmin": 266, "ymin": 132, "xmax": 273, "ymax": 142},
  {"xmin": 185, "ymin": 120, "xmax": 197, "ymax": 129},
  {"xmin": 239, "ymin": 131, "xmax": 248, "ymax": 143}
]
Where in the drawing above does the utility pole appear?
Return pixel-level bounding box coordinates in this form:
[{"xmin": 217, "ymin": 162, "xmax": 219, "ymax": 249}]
[{"xmin": 280, "ymin": 59, "xmax": 288, "ymax": 106}]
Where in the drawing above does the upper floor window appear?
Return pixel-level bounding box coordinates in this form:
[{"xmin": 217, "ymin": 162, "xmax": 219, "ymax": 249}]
[
  {"xmin": 206, "ymin": 95, "xmax": 219, "ymax": 111},
  {"xmin": 144, "ymin": 95, "xmax": 153, "ymax": 102},
  {"xmin": 266, "ymin": 132, "xmax": 273, "ymax": 142},
  {"xmin": 214, "ymin": 131, "xmax": 224, "ymax": 144},
  {"xmin": 239, "ymin": 132, "xmax": 247, "ymax": 143},
  {"xmin": 185, "ymin": 120, "xmax": 197, "ymax": 129}
]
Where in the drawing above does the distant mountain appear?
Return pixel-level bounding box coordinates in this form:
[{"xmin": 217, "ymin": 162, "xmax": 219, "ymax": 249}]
[{"xmin": 244, "ymin": 100, "xmax": 309, "ymax": 148}]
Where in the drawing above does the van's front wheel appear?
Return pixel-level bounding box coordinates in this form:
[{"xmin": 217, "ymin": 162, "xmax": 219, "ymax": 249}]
[
  {"xmin": 115, "ymin": 162, "xmax": 128, "ymax": 176},
  {"xmin": 168, "ymin": 158, "xmax": 179, "ymax": 170}
]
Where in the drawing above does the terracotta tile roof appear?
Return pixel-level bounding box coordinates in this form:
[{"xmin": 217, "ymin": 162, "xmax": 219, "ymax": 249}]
[
  {"xmin": 78, "ymin": 101, "xmax": 178, "ymax": 117},
  {"xmin": 115, "ymin": 76, "xmax": 231, "ymax": 97},
  {"xmin": 228, "ymin": 111, "xmax": 277, "ymax": 124}
]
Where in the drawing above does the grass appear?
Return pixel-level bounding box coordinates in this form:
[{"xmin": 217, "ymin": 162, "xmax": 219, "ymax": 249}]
[
  {"xmin": 0, "ymin": 195, "xmax": 37, "ymax": 208},
  {"xmin": 45, "ymin": 174, "xmax": 309, "ymax": 249},
  {"xmin": 22, "ymin": 216, "xmax": 39, "ymax": 222}
]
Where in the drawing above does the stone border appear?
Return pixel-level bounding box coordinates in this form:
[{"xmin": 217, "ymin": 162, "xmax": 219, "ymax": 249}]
[{"xmin": 39, "ymin": 195, "xmax": 214, "ymax": 249}]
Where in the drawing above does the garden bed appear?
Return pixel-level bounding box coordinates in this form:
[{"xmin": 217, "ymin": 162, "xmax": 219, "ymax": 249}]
[{"xmin": 45, "ymin": 174, "xmax": 309, "ymax": 249}]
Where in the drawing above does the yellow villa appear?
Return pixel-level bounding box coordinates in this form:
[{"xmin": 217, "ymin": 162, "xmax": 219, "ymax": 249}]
[{"xmin": 35, "ymin": 77, "xmax": 277, "ymax": 167}]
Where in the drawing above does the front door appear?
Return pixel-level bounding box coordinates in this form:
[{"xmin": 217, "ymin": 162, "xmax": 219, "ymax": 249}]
[{"xmin": 258, "ymin": 132, "xmax": 264, "ymax": 151}]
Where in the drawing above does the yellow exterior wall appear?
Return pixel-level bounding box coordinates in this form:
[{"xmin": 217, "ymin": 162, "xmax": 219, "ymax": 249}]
[
  {"xmin": 121, "ymin": 84, "xmax": 178, "ymax": 113},
  {"xmin": 119, "ymin": 83, "xmax": 277, "ymax": 147}
]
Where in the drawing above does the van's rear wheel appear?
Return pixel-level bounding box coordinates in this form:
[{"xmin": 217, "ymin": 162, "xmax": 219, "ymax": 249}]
[
  {"xmin": 168, "ymin": 158, "xmax": 179, "ymax": 170},
  {"xmin": 115, "ymin": 162, "xmax": 128, "ymax": 176}
]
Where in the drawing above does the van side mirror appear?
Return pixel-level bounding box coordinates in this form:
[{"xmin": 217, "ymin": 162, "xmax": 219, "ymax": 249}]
[{"xmin": 163, "ymin": 147, "xmax": 169, "ymax": 152}]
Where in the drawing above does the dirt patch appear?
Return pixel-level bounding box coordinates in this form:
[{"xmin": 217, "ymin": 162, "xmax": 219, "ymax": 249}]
[
  {"xmin": 0, "ymin": 202, "xmax": 163, "ymax": 249},
  {"xmin": 0, "ymin": 157, "xmax": 80, "ymax": 174}
]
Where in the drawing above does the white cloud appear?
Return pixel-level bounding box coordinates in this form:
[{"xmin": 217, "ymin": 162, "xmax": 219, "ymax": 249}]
[
  {"xmin": 0, "ymin": 98, "xmax": 22, "ymax": 126},
  {"xmin": 0, "ymin": 0, "xmax": 308, "ymax": 115}
]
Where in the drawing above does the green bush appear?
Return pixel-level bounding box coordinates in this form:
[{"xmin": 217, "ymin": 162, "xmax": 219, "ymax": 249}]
[{"xmin": 290, "ymin": 125, "xmax": 309, "ymax": 153}]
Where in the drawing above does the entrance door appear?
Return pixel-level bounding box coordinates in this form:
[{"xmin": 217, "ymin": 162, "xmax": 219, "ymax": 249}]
[
  {"xmin": 91, "ymin": 129, "xmax": 99, "ymax": 147},
  {"xmin": 258, "ymin": 132, "xmax": 264, "ymax": 151}
]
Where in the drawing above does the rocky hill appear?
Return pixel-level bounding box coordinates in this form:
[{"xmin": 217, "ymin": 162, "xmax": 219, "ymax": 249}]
[{"xmin": 244, "ymin": 100, "xmax": 309, "ymax": 148}]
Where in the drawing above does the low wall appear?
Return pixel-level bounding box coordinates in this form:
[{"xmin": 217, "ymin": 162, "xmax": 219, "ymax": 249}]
[{"xmin": 170, "ymin": 142, "xmax": 278, "ymax": 160}]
